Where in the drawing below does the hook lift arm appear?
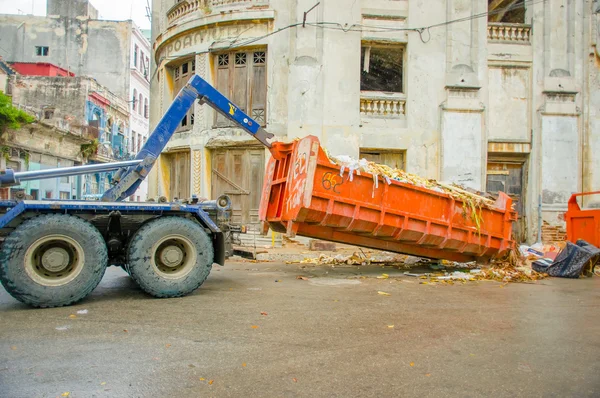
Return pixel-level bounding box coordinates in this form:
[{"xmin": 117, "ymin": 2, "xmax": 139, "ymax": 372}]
[{"xmin": 101, "ymin": 74, "xmax": 275, "ymax": 202}]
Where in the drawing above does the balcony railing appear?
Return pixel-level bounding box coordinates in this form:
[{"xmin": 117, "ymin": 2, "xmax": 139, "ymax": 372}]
[
  {"xmin": 167, "ymin": 0, "xmax": 269, "ymax": 25},
  {"xmin": 487, "ymin": 23, "xmax": 531, "ymax": 43},
  {"xmin": 360, "ymin": 93, "xmax": 406, "ymax": 118}
]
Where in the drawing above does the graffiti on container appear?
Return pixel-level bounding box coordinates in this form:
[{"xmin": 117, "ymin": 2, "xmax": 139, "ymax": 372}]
[
  {"xmin": 293, "ymin": 153, "xmax": 307, "ymax": 179},
  {"xmin": 287, "ymin": 152, "xmax": 308, "ymax": 212},
  {"xmin": 322, "ymin": 172, "xmax": 343, "ymax": 194}
]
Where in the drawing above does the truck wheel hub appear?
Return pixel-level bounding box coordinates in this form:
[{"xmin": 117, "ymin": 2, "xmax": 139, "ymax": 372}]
[
  {"xmin": 160, "ymin": 246, "xmax": 184, "ymax": 267},
  {"xmin": 41, "ymin": 247, "xmax": 70, "ymax": 272}
]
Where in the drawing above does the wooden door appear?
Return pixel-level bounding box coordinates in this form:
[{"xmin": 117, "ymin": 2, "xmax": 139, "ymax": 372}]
[
  {"xmin": 487, "ymin": 161, "xmax": 526, "ymax": 242},
  {"xmin": 359, "ymin": 149, "xmax": 406, "ymax": 170},
  {"xmin": 211, "ymin": 147, "xmax": 265, "ymax": 224},
  {"xmin": 168, "ymin": 151, "xmax": 190, "ymax": 200}
]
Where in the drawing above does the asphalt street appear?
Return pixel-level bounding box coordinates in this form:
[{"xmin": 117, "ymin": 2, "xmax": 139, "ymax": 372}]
[{"xmin": 1, "ymin": 261, "xmax": 599, "ymax": 397}]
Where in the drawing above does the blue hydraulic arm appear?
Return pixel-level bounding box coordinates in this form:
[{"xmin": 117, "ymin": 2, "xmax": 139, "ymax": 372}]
[{"xmin": 101, "ymin": 74, "xmax": 274, "ymax": 202}]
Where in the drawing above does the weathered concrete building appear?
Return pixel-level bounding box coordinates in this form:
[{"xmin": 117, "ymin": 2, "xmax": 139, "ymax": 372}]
[
  {"xmin": 149, "ymin": 0, "xmax": 600, "ymax": 243},
  {"xmin": 0, "ymin": 60, "xmax": 86, "ymax": 200},
  {"xmin": 0, "ymin": 0, "xmax": 152, "ymax": 200},
  {"xmin": 4, "ymin": 65, "xmax": 130, "ymax": 199},
  {"xmin": 129, "ymin": 24, "xmax": 152, "ymax": 201}
]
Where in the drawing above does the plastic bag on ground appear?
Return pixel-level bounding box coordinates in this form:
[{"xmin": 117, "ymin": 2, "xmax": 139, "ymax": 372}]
[{"xmin": 532, "ymin": 240, "xmax": 600, "ymax": 278}]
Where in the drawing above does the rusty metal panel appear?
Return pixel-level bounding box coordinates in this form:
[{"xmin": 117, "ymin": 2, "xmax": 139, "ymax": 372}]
[{"xmin": 260, "ymin": 136, "xmax": 517, "ymax": 262}]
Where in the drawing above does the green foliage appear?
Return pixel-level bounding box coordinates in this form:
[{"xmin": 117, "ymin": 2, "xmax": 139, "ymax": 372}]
[
  {"xmin": 0, "ymin": 91, "xmax": 35, "ymax": 132},
  {"xmin": 22, "ymin": 151, "xmax": 30, "ymax": 168},
  {"xmin": 0, "ymin": 146, "xmax": 10, "ymax": 163},
  {"xmin": 80, "ymin": 139, "xmax": 99, "ymax": 158}
]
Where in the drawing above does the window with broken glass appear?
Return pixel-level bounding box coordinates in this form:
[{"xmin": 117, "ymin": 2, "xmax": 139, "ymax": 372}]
[
  {"xmin": 360, "ymin": 45, "xmax": 404, "ymax": 93},
  {"xmin": 214, "ymin": 49, "xmax": 267, "ymax": 127},
  {"xmin": 172, "ymin": 58, "xmax": 196, "ymax": 131}
]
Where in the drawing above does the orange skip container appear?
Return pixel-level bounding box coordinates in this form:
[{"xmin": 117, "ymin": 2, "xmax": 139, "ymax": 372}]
[
  {"xmin": 565, "ymin": 192, "xmax": 600, "ymax": 247},
  {"xmin": 260, "ymin": 136, "xmax": 517, "ymax": 262}
]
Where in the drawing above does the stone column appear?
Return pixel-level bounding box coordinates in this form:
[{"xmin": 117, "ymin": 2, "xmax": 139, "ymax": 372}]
[
  {"xmin": 583, "ymin": 4, "xmax": 600, "ymax": 205},
  {"xmin": 440, "ymin": 0, "xmax": 487, "ymax": 190},
  {"xmin": 285, "ymin": 0, "xmax": 325, "ymax": 142},
  {"xmin": 536, "ymin": 0, "xmax": 584, "ymax": 233}
]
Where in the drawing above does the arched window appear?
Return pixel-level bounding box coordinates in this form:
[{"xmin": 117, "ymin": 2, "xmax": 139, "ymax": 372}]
[
  {"xmin": 132, "ymin": 89, "xmax": 137, "ymax": 111},
  {"xmin": 144, "ymin": 98, "xmax": 148, "ymax": 119},
  {"xmin": 138, "ymin": 94, "xmax": 143, "ymax": 115}
]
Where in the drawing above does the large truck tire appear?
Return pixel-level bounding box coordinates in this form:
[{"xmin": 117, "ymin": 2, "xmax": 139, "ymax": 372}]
[
  {"xmin": 127, "ymin": 217, "xmax": 214, "ymax": 298},
  {"xmin": 0, "ymin": 214, "xmax": 108, "ymax": 308}
]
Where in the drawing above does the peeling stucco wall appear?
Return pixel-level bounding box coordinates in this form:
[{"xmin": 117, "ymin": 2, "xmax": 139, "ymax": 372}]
[{"xmin": 10, "ymin": 75, "xmax": 88, "ymax": 123}]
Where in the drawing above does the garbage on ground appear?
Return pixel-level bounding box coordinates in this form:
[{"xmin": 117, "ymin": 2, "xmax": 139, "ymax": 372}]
[
  {"xmin": 519, "ymin": 242, "xmax": 564, "ymax": 261},
  {"xmin": 288, "ymin": 239, "xmax": 600, "ymax": 282},
  {"xmin": 293, "ymin": 252, "xmax": 406, "ymax": 266},
  {"xmin": 532, "ymin": 240, "xmax": 599, "ymax": 278}
]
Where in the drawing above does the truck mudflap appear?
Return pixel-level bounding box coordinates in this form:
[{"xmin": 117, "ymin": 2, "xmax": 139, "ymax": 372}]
[
  {"xmin": 213, "ymin": 231, "xmax": 226, "ymax": 266},
  {"xmin": 260, "ymin": 136, "xmax": 517, "ymax": 263}
]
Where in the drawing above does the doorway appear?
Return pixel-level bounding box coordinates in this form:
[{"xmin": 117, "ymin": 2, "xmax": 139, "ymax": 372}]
[
  {"xmin": 211, "ymin": 146, "xmax": 265, "ymax": 224},
  {"xmin": 486, "ymin": 160, "xmax": 527, "ymax": 242}
]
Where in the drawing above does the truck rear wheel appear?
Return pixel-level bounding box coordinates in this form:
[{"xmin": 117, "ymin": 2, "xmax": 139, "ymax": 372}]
[
  {"xmin": 0, "ymin": 214, "xmax": 108, "ymax": 307},
  {"xmin": 126, "ymin": 217, "xmax": 214, "ymax": 298}
]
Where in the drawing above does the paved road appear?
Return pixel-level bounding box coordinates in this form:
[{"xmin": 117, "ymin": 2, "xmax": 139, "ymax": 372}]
[{"xmin": 1, "ymin": 261, "xmax": 599, "ymax": 397}]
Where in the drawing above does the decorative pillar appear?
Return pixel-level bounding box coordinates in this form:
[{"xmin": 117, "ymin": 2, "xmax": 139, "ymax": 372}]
[{"xmin": 440, "ymin": 0, "xmax": 486, "ymax": 190}]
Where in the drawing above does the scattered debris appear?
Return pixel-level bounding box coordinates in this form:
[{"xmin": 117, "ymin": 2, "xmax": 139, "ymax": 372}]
[
  {"xmin": 55, "ymin": 325, "xmax": 70, "ymax": 331},
  {"xmin": 532, "ymin": 240, "xmax": 599, "ymax": 278},
  {"xmin": 435, "ymin": 271, "xmax": 476, "ymax": 281},
  {"xmin": 68, "ymin": 314, "xmax": 77, "ymax": 319},
  {"xmin": 291, "ymin": 252, "xmax": 406, "ymax": 266},
  {"xmin": 377, "ymin": 291, "xmax": 391, "ymax": 296},
  {"xmin": 296, "ymin": 276, "xmax": 309, "ymax": 281},
  {"xmin": 404, "ymin": 256, "xmax": 421, "ymax": 265},
  {"xmin": 251, "ymin": 325, "xmax": 259, "ymax": 329},
  {"xmin": 260, "ymin": 312, "xmax": 268, "ymax": 316},
  {"xmin": 76, "ymin": 309, "xmax": 88, "ymax": 315}
]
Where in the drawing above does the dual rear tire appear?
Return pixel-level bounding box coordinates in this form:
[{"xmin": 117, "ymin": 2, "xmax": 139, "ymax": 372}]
[{"xmin": 0, "ymin": 215, "xmax": 214, "ymax": 307}]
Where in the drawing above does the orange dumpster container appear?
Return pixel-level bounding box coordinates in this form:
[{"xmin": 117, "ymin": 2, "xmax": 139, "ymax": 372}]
[
  {"xmin": 565, "ymin": 192, "xmax": 600, "ymax": 247},
  {"xmin": 260, "ymin": 136, "xmax": 517, "ymax": 262}
]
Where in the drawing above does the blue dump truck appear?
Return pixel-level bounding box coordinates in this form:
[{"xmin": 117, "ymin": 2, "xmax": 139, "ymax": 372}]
[{"xmin": 0, "ymin": 75, "xmax": 274, "ymax": 308}]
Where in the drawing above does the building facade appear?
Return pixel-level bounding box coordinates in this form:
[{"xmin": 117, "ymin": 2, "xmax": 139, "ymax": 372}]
[
  {"xmin": 149, "ymin": 0, "xmax": 600, "ymax": 243},
  {"xmin": 130, "ymin": 24, "xmax": 152, "ymax": 201},
  {"xmin": 0, "ymin": 0, "xmax": 152, "ymax": 200},
  {"xmin": 5, "ymin": 71, "xmax": 130, "ymax": 199}
]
